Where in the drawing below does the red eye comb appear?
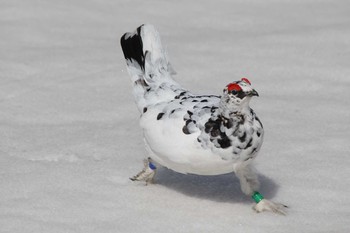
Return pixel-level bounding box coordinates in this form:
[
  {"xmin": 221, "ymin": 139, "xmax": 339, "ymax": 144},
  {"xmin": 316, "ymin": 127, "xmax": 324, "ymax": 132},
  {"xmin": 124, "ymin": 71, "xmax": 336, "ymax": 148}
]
[
  {"xmin": 241, "ymin": 77, "xmax": 251, "ymax": 85},
  {"xmin": 227, "ymin": 83, "xmax": 242, "ymax": 92}
]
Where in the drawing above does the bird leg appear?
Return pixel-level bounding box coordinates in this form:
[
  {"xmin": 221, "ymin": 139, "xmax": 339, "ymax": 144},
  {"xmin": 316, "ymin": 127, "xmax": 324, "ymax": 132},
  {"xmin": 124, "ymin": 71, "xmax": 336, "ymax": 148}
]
[
  {"xmin": 252, "ymin": 198, "xmax": 288, "ymax": 215},
  {"xmin": 130, "ymin": 157, "xmax": 157, "ymax": 185},
  {"xmin": 234, "ymin": 162, "xmax": 287, "ymax": 215}
]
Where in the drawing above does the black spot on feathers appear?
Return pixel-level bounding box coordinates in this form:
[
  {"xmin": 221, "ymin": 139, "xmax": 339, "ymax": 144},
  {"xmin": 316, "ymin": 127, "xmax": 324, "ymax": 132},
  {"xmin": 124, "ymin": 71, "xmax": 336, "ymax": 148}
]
[
  {"xmin": 218, "ymin": 137, "xmax": 231, "ymax": 149},
  {"xmin": 120, "ymin": 25, "xmax": 145, "ymax": 70},
  {"xmin": 251, "ymin": 147, "xmax": 258, "ymax": 154},
  {"xmin": 255, "ymin": 116, "xmax": 263, "ymax": 128},
  {"xmin": 157, "ymin": 112, "xmax": 165, "ymax": 120},
  {"xmin": 143, "ymin": 107, "xmax": 148, "ymax": 113},
  {"xmin": 211, "ymin": 107, "xmax": 218, "ymax": 113},
  {"xmin": 204, "ymin": 119, "xmax": 217, "ymax": 133},
  {"xmin": 238, "ymin": 132, "xmax": 246, "ymax": 143},
  {"xmin": 223, "ymin": 118, "xmax": 233, "ymax": 129},
  {"xmin": 182, "ymin": 125, "xmax": 191, "ymax": 135},
  {"xmin": 244, "ymin": 138, "xmax": 253, "ymax": 149},
  {"xmin": 211, "ymin": 128, "xmax": 220, "ymax": 137},
  {"xmin": 175, "ymin": 91, "xmax": 186, "ymax": 99},
  {"xmin": 181, "ymin": 113, "xmax": 199, "ymax": 135},
  {"xmin": 135, "ymin": 79, "xmax": 149, "ymax": 88},
  {"xmin": 204, "ymin": 117, "xmax": 232, "ymax": 149}
]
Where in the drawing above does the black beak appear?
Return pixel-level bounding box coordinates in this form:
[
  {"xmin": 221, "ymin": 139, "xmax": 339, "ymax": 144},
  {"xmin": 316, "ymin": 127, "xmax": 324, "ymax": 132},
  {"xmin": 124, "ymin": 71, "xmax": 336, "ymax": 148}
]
[{"xmin": 248, "ymin": 89, "xmax": 259, "ymax": 97}]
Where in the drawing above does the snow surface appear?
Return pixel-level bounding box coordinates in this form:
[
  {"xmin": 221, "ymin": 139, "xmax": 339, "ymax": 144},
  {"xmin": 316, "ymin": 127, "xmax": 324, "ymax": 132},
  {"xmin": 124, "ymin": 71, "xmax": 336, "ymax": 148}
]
[{"xmin": 1, "ymin": 0, "xmax": 350, "ymax": 232}]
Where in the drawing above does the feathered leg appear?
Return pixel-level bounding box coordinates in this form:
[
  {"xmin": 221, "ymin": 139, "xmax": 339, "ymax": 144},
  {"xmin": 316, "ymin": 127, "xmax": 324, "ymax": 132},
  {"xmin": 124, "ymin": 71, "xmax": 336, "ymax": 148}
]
[
  {"xmin": 234, "ymin": 162, "xmax": 287, "ymax": 215},
  {"xmin": 130, "ymin": 157, "xmax": 157, "ymax": 185}
]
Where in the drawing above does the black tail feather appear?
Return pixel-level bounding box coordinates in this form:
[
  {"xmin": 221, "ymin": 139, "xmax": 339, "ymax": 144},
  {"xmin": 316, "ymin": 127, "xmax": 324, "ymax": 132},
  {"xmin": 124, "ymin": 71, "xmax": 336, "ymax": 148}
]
[{"xmin": 120, "ymin": 25, "xmax": 145, "ymax": 70}]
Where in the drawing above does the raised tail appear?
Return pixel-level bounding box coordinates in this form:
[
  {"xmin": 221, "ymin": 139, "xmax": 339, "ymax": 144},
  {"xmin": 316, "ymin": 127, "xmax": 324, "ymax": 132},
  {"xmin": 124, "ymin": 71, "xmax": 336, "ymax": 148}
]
[
  {"xmin": 120, "ymin": 25, "xmax": 146, "ymax": 72},
  {"xmin": 121, "ymin": 24, "xmax": 184, "ymax": 111}
]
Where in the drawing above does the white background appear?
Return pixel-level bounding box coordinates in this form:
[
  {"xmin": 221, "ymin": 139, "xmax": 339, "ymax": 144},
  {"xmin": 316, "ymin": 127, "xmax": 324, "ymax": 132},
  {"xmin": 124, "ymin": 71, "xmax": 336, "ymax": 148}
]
[{"xmin": 0, "ymin": 0, "xmax": 349, "ymax": 232}]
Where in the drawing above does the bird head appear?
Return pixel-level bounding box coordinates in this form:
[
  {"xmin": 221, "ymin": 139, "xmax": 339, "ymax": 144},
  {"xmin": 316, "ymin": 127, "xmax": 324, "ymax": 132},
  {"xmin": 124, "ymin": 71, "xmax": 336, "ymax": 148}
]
[{"xmin": 220, "ymin": 78, "xmax": 259, "ymax": 115}]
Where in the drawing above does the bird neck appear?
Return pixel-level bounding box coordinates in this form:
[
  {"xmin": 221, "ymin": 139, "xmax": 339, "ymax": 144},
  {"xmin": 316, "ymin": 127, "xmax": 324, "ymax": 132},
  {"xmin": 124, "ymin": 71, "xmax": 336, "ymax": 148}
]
[{"xmin": 219, "ymin": 99, "xmax": 251, "ymax": 119}]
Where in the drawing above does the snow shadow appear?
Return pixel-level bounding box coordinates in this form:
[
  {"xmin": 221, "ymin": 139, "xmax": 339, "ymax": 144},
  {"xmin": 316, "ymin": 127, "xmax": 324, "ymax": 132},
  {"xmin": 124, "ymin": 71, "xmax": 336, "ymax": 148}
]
[{"xmin": 155, "ymin": 167, "xmax": 279, "ymax": 203}]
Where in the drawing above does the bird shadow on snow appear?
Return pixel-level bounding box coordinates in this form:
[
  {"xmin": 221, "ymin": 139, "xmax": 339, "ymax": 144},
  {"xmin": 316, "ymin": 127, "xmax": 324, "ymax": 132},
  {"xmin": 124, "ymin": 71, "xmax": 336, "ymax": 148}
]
[{"xmin": 154, "ymin": 167, "xmax": 279, "ymax": 204}]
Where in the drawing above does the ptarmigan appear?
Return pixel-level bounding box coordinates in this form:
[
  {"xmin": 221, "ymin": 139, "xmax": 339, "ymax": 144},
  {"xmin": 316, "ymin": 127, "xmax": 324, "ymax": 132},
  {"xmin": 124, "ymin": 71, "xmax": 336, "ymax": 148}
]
[{"xmin": 120, "ymin": 24, "xmax": 286, "ymax": 214}]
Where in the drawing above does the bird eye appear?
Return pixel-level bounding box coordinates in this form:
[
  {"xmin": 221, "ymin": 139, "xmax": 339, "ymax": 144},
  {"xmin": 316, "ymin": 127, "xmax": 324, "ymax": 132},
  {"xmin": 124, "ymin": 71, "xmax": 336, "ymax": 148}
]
[{"xmin": 230, "ymin": 90, "xmax": 237, "ymax": 95}]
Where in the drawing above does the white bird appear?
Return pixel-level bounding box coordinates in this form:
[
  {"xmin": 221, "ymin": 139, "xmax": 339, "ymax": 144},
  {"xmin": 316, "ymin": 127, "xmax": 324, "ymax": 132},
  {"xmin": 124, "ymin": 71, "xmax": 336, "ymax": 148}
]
[{"xmin": 121, "ymin": 24, "xmax": 286, "ymax": 214}]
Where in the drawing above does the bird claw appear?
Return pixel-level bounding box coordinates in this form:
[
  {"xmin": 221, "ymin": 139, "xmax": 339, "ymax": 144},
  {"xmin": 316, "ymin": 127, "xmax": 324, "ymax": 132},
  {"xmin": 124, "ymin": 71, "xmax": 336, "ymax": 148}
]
[
  {"xmin": 130, "ymin": 158, "xmax": 157, "ymax": 185},
  {"xmin": 253, "ymin": 199, "xmax": 288, "ymax": 215}
]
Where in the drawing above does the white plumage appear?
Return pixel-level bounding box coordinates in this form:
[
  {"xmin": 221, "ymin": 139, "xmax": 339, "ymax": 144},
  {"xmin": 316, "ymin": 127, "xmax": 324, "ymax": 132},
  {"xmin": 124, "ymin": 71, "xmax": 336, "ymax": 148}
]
[{"xmin": 121, "ymin": 24, "xmax": 286, "ymax": 214}]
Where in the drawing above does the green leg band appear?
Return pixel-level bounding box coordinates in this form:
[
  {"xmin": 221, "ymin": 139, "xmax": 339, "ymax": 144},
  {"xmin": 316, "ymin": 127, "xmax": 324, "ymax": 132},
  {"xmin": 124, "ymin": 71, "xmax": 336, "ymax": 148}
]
[{"xmin": 252, "ymin": 191, "xmax": 264, "ymax": 203}]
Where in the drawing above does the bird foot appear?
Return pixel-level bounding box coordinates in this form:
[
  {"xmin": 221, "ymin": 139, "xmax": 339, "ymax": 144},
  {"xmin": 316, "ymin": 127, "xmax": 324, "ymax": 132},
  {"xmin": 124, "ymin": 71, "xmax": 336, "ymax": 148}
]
[
  {"xmin": 253, "ymin": 199, "xmax": 288, "ymax": 215},
  {"xmin": 130, "ymin": 158, "xmax": 157, "ymax": 185}
]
